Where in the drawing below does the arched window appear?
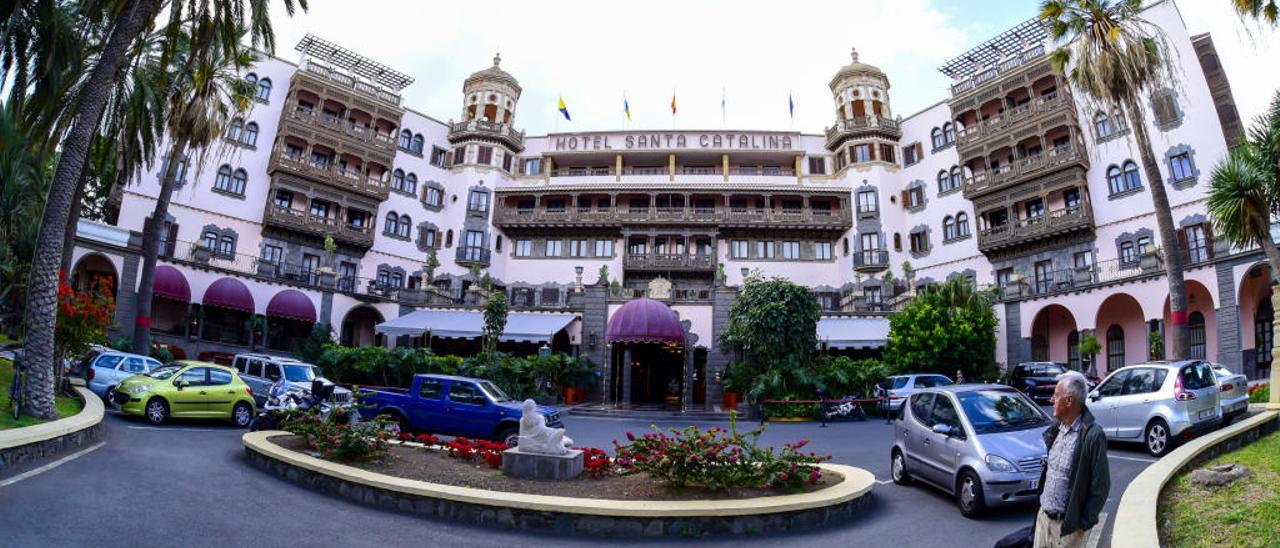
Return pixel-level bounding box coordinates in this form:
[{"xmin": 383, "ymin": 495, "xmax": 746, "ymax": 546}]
[
  {"xmin": 243, "ymin": 122, "xmax": 259, "ymax": 146},
  {"xmin": 214, "ymin": 165, "xmax": 233, "ymax": 191},
  {"xmin": 956, "ymin": 212, "xmax": 970, "ymax": 236},
  {"xmin": 1106, "ymin": 324, "xmax": 1126, "ymax": 371},
  {"xmin": 245, "ymin": 73, "xmax": 258, "ymax": 86},
  {"xmin": 231, "ymin": 169, "xmax": 247, "ymax": 195},
  {"xmin": 446, "ymin": 229, "xmax": 454, "ymax": 247},
  {"xmin": 1068, "ymin": 330, "xmax": 1081, "ymax": 371},
  {"xmin": 227, "ymin": 118, "xmax": 243, "ymax": 142},
  {"xmin": 202, "ymin": 230, "xmax": 219, "ymax": 250},
  {"xmin": 411, "ymin": 134, "xmax": 424, "ymax": 154},
  {"xmin": 404, "ymin": 173, "xmax": 417, "ymax": 194},
  {"xmin": 1094, "ymin": 112, "xmax": 1112, "ymax": 138},
  {"xmin": 256, "ymin": 78, "xmax": 272, "ymax": 101},
  {"xmin": 931, "ymin": 127, "xmax": 944, "ymax": 149},
  {"xmin": 893, "ymin": 233, "xmax": 902, "ymax": 252},
  {"xmin": 495, "ymin": 235, "xmax": 503, "ymax": 252},
  {"xmin": 399, "ymin": 130, "xmax": 412, "ymax": 149},
  {"xmin": 384, "ymin": 212, "xmax": 399, "ymax": 235},
  {"xmin": 951, "ymin": 166, "xmax": 962, "ymax": 186},
  {"xmin": 943, "ymin": 216, "xmax": 957, "ymax": 240},
  {"xmin": 392, "ymin": 169, "xmax": 405, "ymax": 191},
  {"xmin": 218, "ymin": 234, "xmax": 235, "ymax": 256},
  {"xmin": 1107, "ymin": 165, "xmax": 1124, "ymax": 195},
  {"xmin": 943, "ymin": 122, "xmax": 955, "ymax": 144},
  {"xmin": 398, "ymin": 214, "xmax": 411, "ymax": 238},
  {"xmin": 1188, "ymin": 311, "xmax": 1206, "ymax": 359},
  {"xmin": 1123, "ymin": 160, "xmax": 1141, "ymax": 190},
  {"xmin": 937, "ymin": 170, "xmax": 951, "ymax": 193}
]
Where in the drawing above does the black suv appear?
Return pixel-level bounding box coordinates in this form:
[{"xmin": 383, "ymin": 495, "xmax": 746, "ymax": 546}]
[{"xmin": 1006, "ymin": 362, "xmax": 1070, "ymax": 404}]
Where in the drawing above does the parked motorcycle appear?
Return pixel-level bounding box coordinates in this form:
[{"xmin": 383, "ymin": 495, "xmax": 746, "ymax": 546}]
[{"xmin": 249, "ymin": 377, "xmax": 353, "ymax": 431}]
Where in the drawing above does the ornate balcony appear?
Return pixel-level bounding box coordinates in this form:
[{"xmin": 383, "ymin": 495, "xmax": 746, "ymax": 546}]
[
  {"xmin": 853, "ymin": 250, "xmax": 889, "ymax": 272},
  {"xmin": 447, "ymin": 119, "xmax": 525, "ymax": 152},
  {"xmin": 977, "ymin": 204, "xmax": 1093, "ymax": 254},
  {"xmin": 267, "ymin": 148, "xmax": 390, "ymax": 201},
  {"xmin": 962, "ymin": 145, "xmax": 1088, "ymax": 200},
  {"xmin": 824, "ymin": 115, "xmax": 903, "ymax": 149},
  {"xmin": 949, "ymin": 44, "xmax": 1047, "ymax": 98},
  {"xmin": 262, "ymin": 204, "xmax": 374, "ymax": 248},
  {"xmin": 296, "ymin": 60, "xmax": 403, "ymax": 108},
  {"xmin": 954, "ymin": 92, "xmax": 1075, "ymax": 151},
  {"xmin": 624, "ymin": 253, "xmax": 716, "ymax": 272},
  {"xmin": 492, "ymin": 204, "xmax": 853, "ymax": 231},
  {"xmin": 283, "ymin": 106, "xmax": 397, "ymax": 155}
]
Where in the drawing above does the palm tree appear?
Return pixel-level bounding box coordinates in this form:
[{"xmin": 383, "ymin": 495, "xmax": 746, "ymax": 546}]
[
  {"xmin": 1232, "ymin": 0, "xmax": 1279, "ymax": 26},
  {"xmin": 1041, "ymin": 0, "xmax": 1191, "ymax": 360},
  {"xmin": 131, "ymin": 32, "xmax": 256, "ymax": 355},
  {"xmin": 16, "ymin": 0, "xmax": 304, "ymax": 419}
]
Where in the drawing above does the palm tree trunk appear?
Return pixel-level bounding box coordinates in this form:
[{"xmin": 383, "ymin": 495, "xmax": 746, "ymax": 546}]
[
  {"xmin": 1124, "ymin": 95, "xmax": 1189, "ymax": 361},
  {"xmin": 132, "ymin": 137, "xmax": 189, "ymax": 357},
  {"xmin": 60, "ymin": 171, "xmax": 88, "ymax": 274},
  {"xmin": 20, "ymin": 0, "xmax": 162, "ymax": 420}
]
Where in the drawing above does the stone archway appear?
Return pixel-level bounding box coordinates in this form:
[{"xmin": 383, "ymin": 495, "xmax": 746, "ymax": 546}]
[
  {"xmin": 1030, "ymin": 304, "xmax": 1079, "ymax": 367},
  {"xmin": 70, "ymin": 252, "xmax": 119, "ymax": 298},
  {"xmin": 1162, "ymin": 279, "xmax": 1217, "ymax": 361},
  {"xmin": 1238, "ymin": 263, "xmax": 1273, "ymax": 379},
  {"xmin": 341, "ymin": 305, "xmax": 385, "ymax": 347},
  {"xmin": 1095, "ymin": 293, "xmax": 1146, "ymax": 375}
]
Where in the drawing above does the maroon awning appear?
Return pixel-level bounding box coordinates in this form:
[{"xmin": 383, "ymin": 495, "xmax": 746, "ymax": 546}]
[
  {"xmin": 606, "ymin": 298, "xmax": 686, "ymax": 345},
  {"xmin": 202, "ymin": 277, "xmax": 254, "ymax": 313},
  {"xmin": 153, "ymin": 265, "xmax": 191, "ymax": 303},
  {"xmin": 266, "ymin": 289, "xmax": 317, "ymax": 323}
]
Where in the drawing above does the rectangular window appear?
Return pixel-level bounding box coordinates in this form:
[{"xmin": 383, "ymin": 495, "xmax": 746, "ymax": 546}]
[
  {"xmin": 501, "ymin": 153, "xmax": 513, "ymax": 172},
  {"xmin": 815, "ymin": 241, "xmax": 833, "ymax": 260},
  {"xmin": 1121, "ymin": 241, "xmax": 1137, "ymax": 264},
  {"xmin": 1170, "ymin": 152, "xmax": 1194, "ymax": 181},
  {"xmin": 522, "ymin": 158, "xmax": 542, "ymax": 176},
  {"xmin": 996, "ymin": 268, "xmax": 1013, "ymax": 289},
  {"xmin": 909, "ymin": 231, "xmax": 928, "ymax": 253},
  {"xmin": 452, "ymin": 147, "xmax": 466, "ymax": 165},
  {"xmin": 880, "ymin": 144, "xmax": 896, "ymax": 164},
  {"xmin": 756, "ymin": 241, "xmax": 775, "ymax": 259},
  {"xmin": 865, "ymin": 286, "xmax": 882, "ymax": 305},
  {"xmin": 1034, "ymin": 260, "xmax": 1053, "ymax": 293},
  {"xmin": 594, "ymin": 239, "xmax": 614, "ymax": 257},
  {"xmin": 273, "ymin": 190, "xmax": 293, "ymax": 209},
  {"xmin": 302, "ymin": 254, "xmax": 320, "ymax": 283},
  {"xmin": 261, "ymin": 245, "xmax": 283, "ymax": 267},
  {"xmin": 731, "ymin": 240, "xmax": 749, "ymax": 258},
  {"xmin": 430, "ymin": 146, "xmax": 449, "ymax": 168},
  {"xmin": 424, "ymin": 187, "xmax": 443, "ymax": 207},
  {"xmin": 807, "ymin": 157, "xmax": 826, "ymax": 175},
  {"xmin": 1064, "ymin": 188, "xmax": 1081, "ymax": 209},
  {"xmin": 781, "ymin": 241, "xmax": 800, "ymax": 259},
  {"xmin": 476, "ymin": 146, "xmax": 494, "ymax": 165},
  {"xmin": 467, "ymin": 191, "xmax": 489, "ymax": 213},
  {"xmin": 1074, "ymin": 251, "xmax": 1093, "ymax": 269},
  {"xmin": 514, "ymin": 240, "xmax": 532, "ymax": 257},
  {"xmin": 902, "ymin": 142, "xmax": 922, "ymax": 166},
  {"xmin": 1185, "ymin": 224, "xmax": 1210, "ymax": 263},
  {"xmin": 857, "ymin": 190, "xmax": 878, "ymax": 214},
  {"xmin": 905, "ymin": 187, "xmax": 924, "ymax": 209},
  {"xmin": 861, "ymin": 233, "xmax": 881, "ymax": 253},
  {"xmin": 1137, "ymin": 236, "xmax": 1152, "ymax": 255},
  {"xmin": 545, "ymin": 240, "xmax": 564, "ymax": 257},
  {"xmin": 309, "ymin": 200, "xmax": 329, "ymax": 218},
  {"xmin": 569, "ymin": 240, "xmax": 588, "ymax": 257},
  {"xmin": 852, "ymin": 144, "xmax": 872, "ymax": 163},
  {"xmin": 1025, "ymin": 199, "xmax": 1045, "ymax": 219}
]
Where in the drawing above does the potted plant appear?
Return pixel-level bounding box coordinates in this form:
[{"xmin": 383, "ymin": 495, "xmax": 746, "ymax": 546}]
[
  {"xmin": 609, "ymin": 279, "xmax": 622, "ymax": 297},
  {"xmin": 317, "ymin": 236, "xmax": 337, "ymax": 288},
  {"xmin": 244, "ymin": 314, "xmax": 267, "ymax": 350},
  {"xmin": 1139, "ymin": 251, "xmax": 1161, "ymax": 272},
  {"xmin": 598, "ymin": 264, "xmax": 609, "ymax": 286},
  {"xmin": 719, "ymin": 363, "xmax": 744, "ymax": 411},
  {"xmin": 1073, "ymin": 264, "xmax": 1093, "ymax": 284},
  {"xmin": 423, "ymin": 247, "xmax": 440, "ymax": 284},
  {"xmin": 190, "ymin": 241, "xmax": 212, "ymax": 264},
  {"xmin": 1079, "ymin": 335, "xmax": 1102, "ymax": 376},
  {"xmin": 1002, "ymin": 273, "xmax": 1025, "ymax": 299}
]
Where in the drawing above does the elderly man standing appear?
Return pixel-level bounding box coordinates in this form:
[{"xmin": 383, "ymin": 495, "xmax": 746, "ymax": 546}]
[{"xmin": 1035, "ymin": 371, "xmax": 1109, "ymax": 548}]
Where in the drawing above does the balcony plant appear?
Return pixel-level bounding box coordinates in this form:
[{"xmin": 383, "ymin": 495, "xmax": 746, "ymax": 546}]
[
  {"xmin": 423, "ymin": 247, "xmax": 440, "ymax": 284},
  {"xmin": 190, "ymin": 241, "xmax": 212, "ymax": 264},
  {"xmin": 317, "ymin": 236, "xmax": 337, "ymax": 289},
  {"xmin": 1139, "ymin": 250, "xmax": 1162, "ymax": 272},
  {"xmin": 1079, "ymin": 335, "xmax": 1102, "ymax": 376},
  {"xmin": 244, "ymin": 314, "xmax": 267, "ymax": 350}
]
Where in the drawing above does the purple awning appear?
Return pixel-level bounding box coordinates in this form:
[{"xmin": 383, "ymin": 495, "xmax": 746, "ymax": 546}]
[
  {"xmin": 202, "ymin": 277, "xmax": 254, "ymax": 313},
  {"xmin": 266, "ymin": 289, "xmax": 317, "ymax": 323},
  {"xmin": 153, "ymin": 265, "xmax": 191, "ymax": 303},
  {"xmin": 606, "ymin": 298, "xmax": 686, "ymax": 345}
]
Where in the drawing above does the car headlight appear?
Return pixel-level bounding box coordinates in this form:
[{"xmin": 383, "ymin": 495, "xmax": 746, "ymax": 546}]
[
  {"xmin": 985, "ymin": 454, "xmax": 1019, "ymax": 473},
  {"xmin": 128, "ymin": 385, "xmax": 151, "ymax": 394}
]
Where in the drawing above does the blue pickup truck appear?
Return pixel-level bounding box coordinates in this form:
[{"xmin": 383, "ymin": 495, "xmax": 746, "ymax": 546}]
[{"xmin": 358, "ymin": 374, "xmax": 563, "ymax": 446}]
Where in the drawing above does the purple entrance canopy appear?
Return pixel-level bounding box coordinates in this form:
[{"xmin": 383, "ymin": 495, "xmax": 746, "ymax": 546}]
[
  {"xmin": 202, "ymin": 277, "xmax": 255, "ymax": 313},
  {"xmin": 153, "ymin": 265, "xmax": 191, "ymax": 302},
  {"xmin": 606, "ymin": 298, "xmax": 685, "ymax": 345},
  {"xmin": 266, "ymin": 289, "xmax": 317, "ymax": 323}
]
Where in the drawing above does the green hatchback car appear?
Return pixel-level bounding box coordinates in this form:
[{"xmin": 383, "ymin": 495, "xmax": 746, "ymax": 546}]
[{"xmin": 113, "ymin": 360, "xmax": 256, "ymax": 427}]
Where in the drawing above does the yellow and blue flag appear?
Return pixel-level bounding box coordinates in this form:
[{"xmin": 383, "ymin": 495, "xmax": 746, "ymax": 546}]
[
  {"xmin": 624, "ymin": 93, "xmax": 631, "ymax": 121},
  {"xmin": 558, "ymin": 96, "xmax": 571, "ymax": 121}
]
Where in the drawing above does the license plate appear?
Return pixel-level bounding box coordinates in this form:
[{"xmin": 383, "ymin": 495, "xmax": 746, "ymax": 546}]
[
  {"xmin": 1229, "ymin": 402, "xmax": 1245, "ymax": 413},
  {"xmin": 1198, "ymin": 409, "xmax": 1214, "ymax": 420},
  {"xmin": 1028, "ymin": 479, "xmax": 1038, "ymax": 490}
]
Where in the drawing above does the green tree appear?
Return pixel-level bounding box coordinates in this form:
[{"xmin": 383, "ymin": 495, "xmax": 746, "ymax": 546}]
[
  {"xmin": 1232, "ymin": 0, "xmax": 1279, "ymax": 26},
  {"xmin": 1042, "ymin": 0, "xmax": 1191, "ymax": 360},
  {"xmin": 482, "ymin": 286, "xmax": 508, "ymax": 362},
  {"xmin": 718, "ymin": 275, "xmax": 821, "ymax": 402},
  {"xmin": 884, "ymin": 277, "xmax": 998, "ymax": 381},
  {"xmin": 299, "ymin": 323, "xmax": 333, "ymax": 364}
]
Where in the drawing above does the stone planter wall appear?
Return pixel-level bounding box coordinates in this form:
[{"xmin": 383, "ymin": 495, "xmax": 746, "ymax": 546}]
[{"xmin": 0, "ymin": 387, "xmax": 104, "ymax": 473}]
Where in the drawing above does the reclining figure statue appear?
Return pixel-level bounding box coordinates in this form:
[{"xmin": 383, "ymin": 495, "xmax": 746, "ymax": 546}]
[{"xmin": 516, "ymin": 399, "xmax": 573, "ymax": 455}]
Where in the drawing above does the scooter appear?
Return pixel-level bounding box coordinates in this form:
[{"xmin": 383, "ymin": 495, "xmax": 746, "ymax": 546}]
[{"xmin": 249, "ymin": 378, "xmax": 302, "ymax": 431}]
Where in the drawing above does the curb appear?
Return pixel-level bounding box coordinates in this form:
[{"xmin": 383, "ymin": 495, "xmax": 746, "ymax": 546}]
[
  {"xmin": 1112, "ymin": 407, "xmax": 1279, "ymax": 547},
  {"xmin": 0, "ymin": 387, "xmax": 105, "ymax": 472}
]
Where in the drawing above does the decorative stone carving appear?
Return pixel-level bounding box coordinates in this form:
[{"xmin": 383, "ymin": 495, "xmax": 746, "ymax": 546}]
[
  {"xmin": 647, "ymin": 277, "xmax": 672, "ymax": 300},
  {"xmin": 516, "ymin": 399, "xmax": 573, "ymax": 455}
]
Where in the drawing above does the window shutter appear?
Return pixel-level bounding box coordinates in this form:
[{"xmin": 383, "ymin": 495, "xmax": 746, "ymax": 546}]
[
  {"xmin": 1175, "ymin": 228, "xmax": 1188, "ymax": 260},
  {"xmin": 915, "ymin": 142, "xmax": 923, "ymax": 159},
  {"xmin": 1202, "ymin": 223, "xmax": 1215, "ymax": 258},
  {"xmin": 901, "ymin": 189, "xmax": 910, "ymax": 207}
]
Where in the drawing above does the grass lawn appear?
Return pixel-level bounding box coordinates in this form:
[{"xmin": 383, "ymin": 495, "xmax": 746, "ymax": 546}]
[
  {"xmin": 1159, "ymin": 431, "xmax": 1280, "ymax": 547},
  {"xmin": 0, "ymin": 358, "xmax": 84, "ymax": 430}
]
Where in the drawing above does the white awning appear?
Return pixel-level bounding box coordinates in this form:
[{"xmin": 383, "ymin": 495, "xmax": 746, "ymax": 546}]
[
  {"xmin": 376, "ymin": 310, "xmax": 579, "ymax": 344},
  {"xmin": 817, "ymin": 317, "xmax": 890, "ymax": 350}
]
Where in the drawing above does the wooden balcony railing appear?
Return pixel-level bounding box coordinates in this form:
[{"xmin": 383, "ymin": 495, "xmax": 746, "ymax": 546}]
[
  {"xmin": 286, "ymin": 106, "xmax": 397, "ymax": 153},
  {"xmin": 624, "ymin": 253, "xmax": 716, "ymax": 271},
  {"xmin": 954, "ymin": 92, "xmax": 1073, "ymax": 149},
  {"xmin": 493, "ymin": 205, "xmax": 853, "ymax": 229},
  {"xmin": 950, "ymin": 44, "xmax": 1046, "ymax": 96},
  {"xmin": 268, "ymin": 148, "xmax": 389, "ymax": 200},
  {"xmin": 299, "ymin": 60, "xmax": 402, "ymax": 107},
  {"xmin": 263, "ymin": 205, "xmax": 375, "ymax": 248},
  {"xmin": 824, "ymin": 115, "xmax": 903, "ymax": 145},
  {"xmin": 978, "ymin": 204, "xmax": 1093, "ymax": 253},
  {"xmin": 962, "ymin": 145, "xmax": 1087, "ymax": 198},
  {"xmin": 448, "ymin": 119, "xmax": 525, "ymax": 150}
]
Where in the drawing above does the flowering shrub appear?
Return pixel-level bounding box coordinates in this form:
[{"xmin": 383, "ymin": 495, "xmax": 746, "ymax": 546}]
[
  {"xmin": 56, "ymin": 274, "xmax": 114, "ymax": 362},
  {"xmin": 580, "ymin": 447, "xmax": 613, "ymax": 478},
  {"xmin": 282, "ymin": 412, "xmax": 392, "ymax": 460},
  {"xmin": 612, "ymin": 416, "xmax": 829, "ymax": 491},
  {"xmin": 441, "ymin": 437, "xmax": 509, "ymax": 468},
  {"xmin": 1249, "ymin": 382, "xmax": 1270, "ymax": 404}
]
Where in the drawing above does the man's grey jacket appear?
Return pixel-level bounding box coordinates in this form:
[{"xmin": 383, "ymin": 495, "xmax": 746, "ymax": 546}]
[{"xmin": 1038, "ymin": 407, "xmax": 1110, "ymax": 536}]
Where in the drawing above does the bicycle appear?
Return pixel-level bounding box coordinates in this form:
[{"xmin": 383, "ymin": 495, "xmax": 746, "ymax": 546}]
[{"xmin": 7, "ymin": 357, "xmax": 24, "ymax": 420}]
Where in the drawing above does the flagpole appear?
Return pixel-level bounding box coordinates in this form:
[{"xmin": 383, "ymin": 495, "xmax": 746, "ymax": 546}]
[{"xmin": 721, "ymin": 86, "xmax": 726, "ymax": 128}]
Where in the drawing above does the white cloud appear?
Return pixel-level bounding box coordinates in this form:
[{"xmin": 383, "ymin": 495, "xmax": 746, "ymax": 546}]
[{"xmin": 264, "ymin": 0, "xmax": 1280, "ymax": 134}]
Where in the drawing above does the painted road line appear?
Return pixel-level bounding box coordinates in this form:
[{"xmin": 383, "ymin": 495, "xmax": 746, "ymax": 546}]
[
  {"xmin": 127, "ymin": 426, "xmax": 225, "ymax": 432},
  {"xmin": 1086, "ymin": 511, "xmax": 1108, "ymax": 548},
  {"xmin": 875, "ymin": 479, "xmax": 892, "ymax": 485},
  {"xmin": 0, "ymin": 442, "xmax": 105, "ymax": 487},
  {"xmin": 1109, "ymin": 454, "xmax": 1157, "ymax": 463}
]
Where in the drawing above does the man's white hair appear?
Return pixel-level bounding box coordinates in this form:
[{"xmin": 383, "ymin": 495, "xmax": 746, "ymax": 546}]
[{"xmin": 1057, "ymin": 370, "xmax": 1089, "ymax": 405}]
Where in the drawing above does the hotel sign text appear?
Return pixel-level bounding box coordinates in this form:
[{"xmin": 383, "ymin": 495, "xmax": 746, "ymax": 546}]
[{"xmin": 552, "ymin": 132, "xmax": 796, "ymax": 152}]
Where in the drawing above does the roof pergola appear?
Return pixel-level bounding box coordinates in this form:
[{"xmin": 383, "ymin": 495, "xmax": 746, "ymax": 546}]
[
  {"xmin": 295, "ymin": 34, "xmax": 414, "ymax": 91},
  {"xmin": 938, "ymin": 17, "xmax": 1048, "ymax": 80}
]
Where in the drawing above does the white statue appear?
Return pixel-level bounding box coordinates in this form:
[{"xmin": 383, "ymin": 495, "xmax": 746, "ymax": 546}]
[{"xmin": 516, "ymin": 399, "xmax": 573, "ymax": 455}]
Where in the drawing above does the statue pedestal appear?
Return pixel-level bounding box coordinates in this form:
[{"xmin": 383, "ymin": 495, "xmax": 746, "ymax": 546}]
[{"xmin": 502, "ymin": 448, "xmax": 583, "ymax": 481}]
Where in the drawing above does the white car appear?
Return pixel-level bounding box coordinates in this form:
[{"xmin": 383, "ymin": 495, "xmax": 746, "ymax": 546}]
[
  {"xmin": 877, "ymin": 374, "xmax": 954, "ymax": 413},
  {"xmin": 1211, "ymin": 364, "xmax": 1249, "ymax": 426},
  {"xmin": 84, "ymin": 350, "xmax": 162, "ymax": 400},
  {"xmin": 1087, "ymin": 360, "xmax": 1221, "ymax": 457}
]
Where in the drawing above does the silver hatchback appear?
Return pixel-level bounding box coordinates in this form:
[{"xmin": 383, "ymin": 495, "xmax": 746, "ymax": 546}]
[
  {"xmin": 1086, "ymin": 360, "xmax": 1220, "ymax": 457},
  {"xmin": 890, "ymin": 384, "xmax": 1050, "ymax": 518}
]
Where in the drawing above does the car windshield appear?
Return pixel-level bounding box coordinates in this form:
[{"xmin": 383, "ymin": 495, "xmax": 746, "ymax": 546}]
[
  {"xmin": 1025, "ymin": 363, "xmax": 1067, "ymax": 376},
  {"xmin": 478, "ymin": 381, "xmax": 511, "ymax": 403},
  {"xmin": 915, "ymin": 375, "xmax": 953, "ymax": 388},
  {"xmin": 956, "ymin": 389, "xmax": 1047, "ymax": 434},
  {"xmin": 146, "ymin": 365, "xmax": 182, "ymax": 380},
  {"xmin": 283, "ymin": 365, "xmax": 316, "ymax": 383}
]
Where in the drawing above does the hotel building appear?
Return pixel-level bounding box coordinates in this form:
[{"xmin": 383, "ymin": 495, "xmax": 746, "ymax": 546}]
[{"xmin": 72, "ymin": 0, "xmax": 1266, "ymax": 409}]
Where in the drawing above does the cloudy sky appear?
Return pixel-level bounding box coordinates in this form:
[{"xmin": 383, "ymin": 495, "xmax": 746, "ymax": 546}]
[{"xmin": 261, "ymin": 0, "xmax": 1279, "ymax": 135}]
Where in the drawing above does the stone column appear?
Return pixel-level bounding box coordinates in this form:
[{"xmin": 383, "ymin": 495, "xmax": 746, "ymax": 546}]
[
  {"xmin": 114, "ymin": 252, "xmax": 142, "ymax": 338},
  {"xmin": 1215, "ymin": 261, "xmax": 1243, "ymax": 374},
  {"xmin": 1270, "ymin": 290, "xmax": 1280, "ymax": 409},
  {"xmin": 682, "ymin": 345, "xmax": 694, "ymax": 413},
  {"xmin": 615, "ymin": 153, "xmax": 623, "ymax": 182},
  {"xmin": 602, "ymin": 343, "xmax": 613, "ymax": 406},
  {"xmin": 722, "ymin": 153, "xmax": 729, "ymax": 182},
  {"xmin": 621, "ymin": 346, "xmax": 633, "ymax": 406},
  {"xmin": 668, "ymin": 153, "xmax": 676, "ymax": 182}
]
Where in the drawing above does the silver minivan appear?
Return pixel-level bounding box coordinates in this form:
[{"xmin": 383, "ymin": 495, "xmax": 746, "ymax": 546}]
[
  {"xmin": 891, "ymin": 384, "xmax": 1050, "ymax": 518},
  {"xmin": 1087, "ymin": 360, "xmax": 1220, "ymax": 457}
]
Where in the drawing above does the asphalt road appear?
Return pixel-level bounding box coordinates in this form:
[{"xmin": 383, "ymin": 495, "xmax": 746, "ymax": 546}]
[{"xmin": 0, "ymin": 408, "xmax": 1157, "ymax": 548}]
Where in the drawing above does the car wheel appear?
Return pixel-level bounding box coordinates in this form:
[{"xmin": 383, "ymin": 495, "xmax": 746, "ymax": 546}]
[
  {"xmin": 891, "ymin": 449, "xmax": 912, "ymax": 485},
  {"xmin": 145, "ymin": 398, "xmax": 169, "ymax": 425},
  {"xmin": 102, "ymin": 386, "xmax": 116, "ymax": 405},
  {"xmin": 956, "ymin": 470, "xmax": 986, "ymax": 519},
  {"xmin": 378, "ymin": 411, "xmax": 408, "ymax": 435},
  {"xmin": 1145, "ymin": 418, "xmax": 1171, "ymax": 457},
  {"xmin": 497, "ymin": 425, "xmax": 519, "ymax": 448},
  {"xmin": 232, "ymin": 402, "xmax": 253, "ymax": 428}
]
